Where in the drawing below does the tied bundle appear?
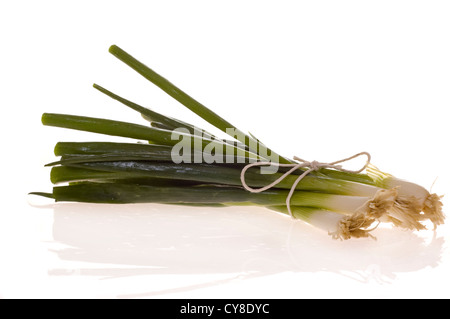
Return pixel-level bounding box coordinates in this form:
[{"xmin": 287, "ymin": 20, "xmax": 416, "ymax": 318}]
[{"xmin": 31, "ymin": 45, "xmax": 444, "ymax": 240}]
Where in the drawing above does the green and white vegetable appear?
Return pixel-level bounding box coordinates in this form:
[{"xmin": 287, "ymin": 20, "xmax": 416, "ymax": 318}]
[{"xmin": 31, "ymin": 45, "xmax": 444, "ymax": 240}]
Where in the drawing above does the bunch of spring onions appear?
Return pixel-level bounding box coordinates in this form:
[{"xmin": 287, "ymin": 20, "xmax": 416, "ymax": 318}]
[{"xmin": 31, "ymin": 45, "xmax": 444, "ymax": 240}]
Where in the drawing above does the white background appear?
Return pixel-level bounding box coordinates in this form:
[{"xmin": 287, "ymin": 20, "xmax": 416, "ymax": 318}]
[{"xmin": 1, "ymin": 0, "xmax": 449, "ymax": 298}]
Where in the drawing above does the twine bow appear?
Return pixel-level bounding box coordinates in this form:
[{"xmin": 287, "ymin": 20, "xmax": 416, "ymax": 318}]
[{"xmin": 240, "ymin": 152, "xmax": 371, "ymax": 218}]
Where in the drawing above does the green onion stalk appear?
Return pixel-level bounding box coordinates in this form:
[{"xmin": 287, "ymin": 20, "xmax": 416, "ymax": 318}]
[{"xmin": 31, "ymin": 45, "xmax": 444, "ymax": 240}]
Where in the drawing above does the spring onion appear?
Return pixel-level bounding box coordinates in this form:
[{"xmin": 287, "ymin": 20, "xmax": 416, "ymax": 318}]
[{"xmin": 31, "ymin": 45, "xmax": 444, "ymax": 240}]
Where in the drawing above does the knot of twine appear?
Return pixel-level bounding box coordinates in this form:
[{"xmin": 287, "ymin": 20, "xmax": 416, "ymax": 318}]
[{"xmin": 240, "ymin": 152, "xmax": 371, "ymax": 218}]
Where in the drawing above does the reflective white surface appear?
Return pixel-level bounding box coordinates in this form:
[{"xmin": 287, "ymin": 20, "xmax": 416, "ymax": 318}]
[
  {"xmin": 2, "ymin": 196, "xmax": 449, "ymax": 298},
  {"xmin": 1, "ymin": 0, "xmax": 449, "ymax": 299}
]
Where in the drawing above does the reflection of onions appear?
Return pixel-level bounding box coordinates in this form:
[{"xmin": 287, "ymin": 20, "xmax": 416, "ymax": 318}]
[{"xmin": 48, "ymin": 203, "xmax": 443, "ymax": 290}]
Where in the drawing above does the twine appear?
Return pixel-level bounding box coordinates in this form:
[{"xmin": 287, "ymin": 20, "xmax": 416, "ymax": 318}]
[{"xmin": 240, "ymin": 152, "xmax": 371, "ymax": 218}]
